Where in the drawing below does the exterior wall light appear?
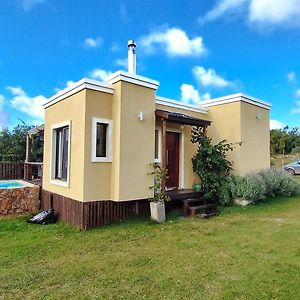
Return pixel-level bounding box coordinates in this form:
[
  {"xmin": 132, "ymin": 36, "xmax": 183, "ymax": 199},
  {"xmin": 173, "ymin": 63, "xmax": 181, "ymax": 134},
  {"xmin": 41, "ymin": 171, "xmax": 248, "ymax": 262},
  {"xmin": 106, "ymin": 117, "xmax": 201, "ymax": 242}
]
[
  {"xmin": 256, "ymin": 112, "xmax": 262, "ymax": 120},
  {"xmin": 138, "ymin": 111, "xmax": 144, "ymax": 121}
]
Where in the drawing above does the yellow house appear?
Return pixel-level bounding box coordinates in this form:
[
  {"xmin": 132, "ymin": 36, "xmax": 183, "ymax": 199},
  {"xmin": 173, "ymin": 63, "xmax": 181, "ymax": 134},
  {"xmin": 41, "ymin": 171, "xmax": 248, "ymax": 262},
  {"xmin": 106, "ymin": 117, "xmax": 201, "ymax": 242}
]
[{"xmin": 41, "ymin": 41, "xmax": 271, "ymax": 228}]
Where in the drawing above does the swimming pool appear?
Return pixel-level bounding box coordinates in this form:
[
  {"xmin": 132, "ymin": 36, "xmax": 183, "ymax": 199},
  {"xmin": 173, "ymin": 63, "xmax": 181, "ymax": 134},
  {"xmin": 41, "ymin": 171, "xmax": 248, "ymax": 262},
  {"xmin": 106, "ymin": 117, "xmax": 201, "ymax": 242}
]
[
  {"xmin": 0, "ymin": 180, "xmax": 39, "ymax": 214},
  {"xmin": 0, "ymin": 180, "xmax": 32, "ymax": 189}
]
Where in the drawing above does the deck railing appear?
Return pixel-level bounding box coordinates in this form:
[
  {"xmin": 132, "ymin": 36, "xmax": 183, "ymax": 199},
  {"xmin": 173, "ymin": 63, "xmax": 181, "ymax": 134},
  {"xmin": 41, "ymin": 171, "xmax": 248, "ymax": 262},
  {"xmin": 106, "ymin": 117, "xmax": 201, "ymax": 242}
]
[{"xmin": 0, "ymin": 162, "xmax": 24, "ymax": 180}]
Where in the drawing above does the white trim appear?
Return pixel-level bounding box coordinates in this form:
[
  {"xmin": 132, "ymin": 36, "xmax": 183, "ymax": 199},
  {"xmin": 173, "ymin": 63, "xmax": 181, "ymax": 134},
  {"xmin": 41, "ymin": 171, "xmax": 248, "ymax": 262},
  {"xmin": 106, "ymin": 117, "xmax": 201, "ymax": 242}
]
[
  {"xmin": 106, "ymin": 70, "xmax": 159, "ymax": 90},
  {"xmin": 50, "ymin": 120, "xmax": 71, "ymax": 188},
  {"xmin": 201, "ymin": 93, "xmax": 272, "ymax": 110},
  {"xmin": 156, "ymin": 96, "xmax": 208, "ymax": 114},
  {"xmin": 44, "ymin": 78, "xmax": 114, "ymax": 109},
  {"xmin": 91, "ymin": 117, "xmax": 113, "ymax": 163},
  {"xmin": 154, "ymin": 127, "xmax": 162, "ymax": 163},
  {"xmin": 166, "ymin": 128, "xmax": 184, "ymax": 189}
]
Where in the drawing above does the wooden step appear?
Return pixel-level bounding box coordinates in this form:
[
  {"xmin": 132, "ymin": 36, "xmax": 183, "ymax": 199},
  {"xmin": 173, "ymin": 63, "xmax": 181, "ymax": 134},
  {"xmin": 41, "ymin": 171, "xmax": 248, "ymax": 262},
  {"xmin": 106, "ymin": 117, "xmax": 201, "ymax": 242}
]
[
  {"xmin": 190, "ymin": 203, "xmax": 217, "ymax": 217},
  {"xmin": 198, "ymin": 212, "xmax": 217, "ymax": 219},
  {"xmin": 182, "ymin": 198, "xmax": 206, "ymax": 216},
  {"xmin": 183, "ymin": 197, "xmax": 206, "ymax": 204}
]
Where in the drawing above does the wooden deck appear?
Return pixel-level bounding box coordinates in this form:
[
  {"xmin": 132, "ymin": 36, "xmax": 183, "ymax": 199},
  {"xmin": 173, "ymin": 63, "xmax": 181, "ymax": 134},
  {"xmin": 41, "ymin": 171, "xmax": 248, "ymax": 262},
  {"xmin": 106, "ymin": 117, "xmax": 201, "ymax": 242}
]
[{"xmin": 165, "ymin": 188, "xmax": 203, "ymax": 201}]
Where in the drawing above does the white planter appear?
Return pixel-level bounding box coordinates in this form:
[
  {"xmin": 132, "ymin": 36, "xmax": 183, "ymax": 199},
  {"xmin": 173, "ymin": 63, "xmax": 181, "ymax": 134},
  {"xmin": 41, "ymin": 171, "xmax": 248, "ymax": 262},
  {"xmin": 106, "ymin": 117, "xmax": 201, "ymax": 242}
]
[{"xmin": 150, "ymin": 202, "xmax": 166, "ymax": 223}]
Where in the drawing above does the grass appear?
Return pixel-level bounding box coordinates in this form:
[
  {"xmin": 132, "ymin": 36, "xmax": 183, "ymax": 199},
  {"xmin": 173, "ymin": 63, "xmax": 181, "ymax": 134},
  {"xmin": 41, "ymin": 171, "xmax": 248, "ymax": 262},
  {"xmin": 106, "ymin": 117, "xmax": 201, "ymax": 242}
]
[{"xmin": 1, "ymin": 197, "xmax": 300, "ymax": 299}]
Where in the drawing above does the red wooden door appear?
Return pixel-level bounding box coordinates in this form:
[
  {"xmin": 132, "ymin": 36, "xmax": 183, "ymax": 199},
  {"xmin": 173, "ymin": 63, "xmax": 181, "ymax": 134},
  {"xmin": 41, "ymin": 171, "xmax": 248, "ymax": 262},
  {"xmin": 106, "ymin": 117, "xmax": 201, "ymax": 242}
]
[{"xmin": 166, "ymin": 132, "xmax": 180, "ymax": 188}]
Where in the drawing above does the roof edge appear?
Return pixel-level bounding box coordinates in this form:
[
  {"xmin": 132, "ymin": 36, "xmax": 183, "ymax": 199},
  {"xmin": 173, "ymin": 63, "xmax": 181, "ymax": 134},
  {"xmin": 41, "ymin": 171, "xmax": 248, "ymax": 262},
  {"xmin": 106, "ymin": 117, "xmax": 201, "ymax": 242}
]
[
  {"xmin": 201, "ymin": 93, "xmax": 272, "ymax": 110},
  {"xmin": 156, "ymin": 96, "xmax": 208, "ymax": 114},
  {"xmin": 44, "ymin": 78, "xmax": 114, "ymax": 109},
  {"xmin": 106, "ymin": 70, "xmax": 159, "ymax": 90}
]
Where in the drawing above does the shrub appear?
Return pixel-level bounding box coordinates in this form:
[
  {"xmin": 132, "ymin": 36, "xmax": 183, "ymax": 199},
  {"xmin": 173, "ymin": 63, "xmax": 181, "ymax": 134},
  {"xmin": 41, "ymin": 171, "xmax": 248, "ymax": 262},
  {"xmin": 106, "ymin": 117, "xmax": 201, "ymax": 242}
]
[
  {"xmin": 232, "ymin": 174, "xmax": 266, "ymax": 202},
  {"xmin": 258, "ymin": 169, "xmax": 300, "ymax": 197},
  {"xmin": 191, "ymin": 127, "xmax": 233, "ymax": 204},
  {"xmin": 231, "ymin": 170, "xmax": 300, "ymax": 205},
  {"xmin": 218, "ymin": 175, "xmax": 236, "ymax": 206},
  {"xmin": 148, "ymin": 163, "xmax": 170, "ymax": 203}
]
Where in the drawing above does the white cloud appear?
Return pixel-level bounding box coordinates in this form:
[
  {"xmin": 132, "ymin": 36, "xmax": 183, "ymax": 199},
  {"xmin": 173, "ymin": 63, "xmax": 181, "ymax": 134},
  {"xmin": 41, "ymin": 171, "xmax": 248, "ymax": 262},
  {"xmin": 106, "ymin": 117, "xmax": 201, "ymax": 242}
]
[
  {"xmin": 200, "ymin": 0, "xmax": 248, "ymax": 23},
  {"xmin": 140, "ymin": 27, "xmax": 206, "ymax": 57},
  {"xmin": 20, "ymin": 0, "xmax": 46, "ymax": 12},
  {"xmin": 192, "ymin": 66, "xmax": 231, "ymax": 88},
  {"xmin": 0, "ymin": 94, "xmax": 8, "ymax": 128},
  {"xmin": 83, "ymin": 37, "xmax": 102, "ymax": 49},
  {"xmin": 7, "ymin": 86, "xmax": 46, "ymax": 121},
  {"xmin": 249, "ymin": 0, "xmax": 300, "ymax": 25},
  {"xmin": 200, "ymin": 0, "xmax": 300, "ymax": 28},
  {"xmin": 180, "ymin": 84, "xmax": 210, "ymax": 105},
  {"xmin": 270, "ymin": 119, "xmax": 287, "ymax": 130},
  {"xmin": 291, "ymin": 101, "xmax": 300, "ymax": 114},
  {"xmin": 114, "ymin": 57, "xmax": 128, "ymax": 68},
  {"xmin": 287, "ymin": 71, "xmax": 296, "ymax": 82},
  {"xmin": 89, "ymin": 68, "xmax": 112, "ymax": 81},
  {"xmin": 54, "ymin": 80, "xmax": 77, "ymax": 93}
]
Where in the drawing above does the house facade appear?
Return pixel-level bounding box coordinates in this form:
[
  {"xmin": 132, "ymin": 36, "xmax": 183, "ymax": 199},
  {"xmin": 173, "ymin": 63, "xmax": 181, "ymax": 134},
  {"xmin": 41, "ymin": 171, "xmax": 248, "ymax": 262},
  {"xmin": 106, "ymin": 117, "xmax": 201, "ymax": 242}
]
[{"xmin": 41, "ymin": 41, "xmax": 271, "ymax": 228}]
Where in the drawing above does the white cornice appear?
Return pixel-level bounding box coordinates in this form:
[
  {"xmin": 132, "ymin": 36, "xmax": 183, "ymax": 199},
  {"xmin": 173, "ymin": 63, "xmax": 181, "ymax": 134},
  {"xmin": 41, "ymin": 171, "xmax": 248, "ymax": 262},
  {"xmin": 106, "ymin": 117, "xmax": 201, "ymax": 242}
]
[
  {"xmin": 156, "ymin": 96, "xmax": 208, "ymax": 114},
  {"xmin": 44, "ymin": 78, "xmax": 114, "ymax": 109},
  {"xmin": 106, "ymin": 70, "xmax": 159, "ymax": 90},
  {"xmin": 201, "ymin": 93, "xmax": 272, "ymax": 110}
]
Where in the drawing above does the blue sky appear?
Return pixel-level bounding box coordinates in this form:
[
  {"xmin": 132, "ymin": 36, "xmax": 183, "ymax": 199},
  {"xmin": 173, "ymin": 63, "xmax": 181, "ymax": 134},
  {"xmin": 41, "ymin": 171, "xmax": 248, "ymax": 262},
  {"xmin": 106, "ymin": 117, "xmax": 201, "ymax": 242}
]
[{"xmin": 0, "ymin": 0, "xmax": 300, "ymax": 129}]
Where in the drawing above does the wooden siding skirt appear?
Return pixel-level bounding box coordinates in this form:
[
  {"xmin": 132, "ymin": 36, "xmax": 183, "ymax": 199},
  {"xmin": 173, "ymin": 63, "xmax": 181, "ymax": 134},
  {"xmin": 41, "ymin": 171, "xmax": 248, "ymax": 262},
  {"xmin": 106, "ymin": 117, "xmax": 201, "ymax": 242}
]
[{"xmin": 41, "ymin": 190, "xmax": 150, "ymax": 229}]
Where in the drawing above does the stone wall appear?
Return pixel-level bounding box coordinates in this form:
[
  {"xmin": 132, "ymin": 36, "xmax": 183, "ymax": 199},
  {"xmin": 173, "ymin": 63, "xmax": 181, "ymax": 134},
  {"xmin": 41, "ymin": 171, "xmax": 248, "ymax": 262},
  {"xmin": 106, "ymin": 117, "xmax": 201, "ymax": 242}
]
[{"xmin": 0, "ymin": 185, "xmax": 40, "ymax": 215}]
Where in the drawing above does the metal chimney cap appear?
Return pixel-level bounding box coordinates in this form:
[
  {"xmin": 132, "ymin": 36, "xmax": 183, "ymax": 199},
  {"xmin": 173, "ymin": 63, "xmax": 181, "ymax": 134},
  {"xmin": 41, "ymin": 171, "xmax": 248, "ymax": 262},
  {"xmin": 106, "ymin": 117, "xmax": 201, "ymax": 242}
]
[{"xmin": 128, "ymin": 40, "xmax": 136, "ymax": 47}]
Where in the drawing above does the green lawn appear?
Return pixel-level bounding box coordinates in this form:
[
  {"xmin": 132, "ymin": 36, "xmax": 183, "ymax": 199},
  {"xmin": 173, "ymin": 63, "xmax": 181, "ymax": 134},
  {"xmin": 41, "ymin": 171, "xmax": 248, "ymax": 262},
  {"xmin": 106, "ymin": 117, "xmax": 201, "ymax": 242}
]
[{"xmin": 1, "ymin": 197, "xmax": 300, "ymax": 299}]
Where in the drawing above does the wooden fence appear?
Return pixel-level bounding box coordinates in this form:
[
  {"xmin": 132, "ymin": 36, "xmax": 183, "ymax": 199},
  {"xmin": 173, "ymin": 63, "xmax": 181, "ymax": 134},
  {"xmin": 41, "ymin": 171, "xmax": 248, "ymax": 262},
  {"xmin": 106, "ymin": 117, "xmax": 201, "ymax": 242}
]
[{"xmin": 0, "ymin": 162, "xmax": 24, "ymax": 180}]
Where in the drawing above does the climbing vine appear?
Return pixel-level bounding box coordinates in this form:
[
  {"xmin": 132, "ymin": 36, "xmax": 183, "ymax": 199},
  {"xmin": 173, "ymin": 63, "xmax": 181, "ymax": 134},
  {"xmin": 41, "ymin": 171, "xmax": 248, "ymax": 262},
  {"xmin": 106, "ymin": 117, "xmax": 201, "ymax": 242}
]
[{"xmin": 191, "ymin": 127, "xmax": 233, "ymax": 204}]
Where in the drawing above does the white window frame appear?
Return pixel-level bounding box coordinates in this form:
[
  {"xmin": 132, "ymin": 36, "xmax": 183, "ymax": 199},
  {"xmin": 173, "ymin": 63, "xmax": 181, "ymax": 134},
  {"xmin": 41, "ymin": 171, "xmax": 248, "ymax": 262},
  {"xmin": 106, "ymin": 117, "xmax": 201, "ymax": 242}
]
[
  {"xmin": 154, "ymin": 127, "xmax": 162, "ymax": 163},
  {"xmin": 50, "ymin": 120, "xmax": 71, "ymax": 188},
  {"xmin": 91, "ymin": 117, "xmax": 113, "ymax": 162}
]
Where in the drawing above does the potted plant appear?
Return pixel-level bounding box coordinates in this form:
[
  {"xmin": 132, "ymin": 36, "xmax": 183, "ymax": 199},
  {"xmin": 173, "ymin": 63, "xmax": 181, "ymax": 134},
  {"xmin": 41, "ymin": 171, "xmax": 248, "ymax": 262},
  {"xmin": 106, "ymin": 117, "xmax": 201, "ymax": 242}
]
[
  {"xmin": 149, "ymin": 163, "xmax": 170, "ymax": 223},
  {"xmin": 192, "ymin": 181, "xmax": 202, "ymax": 192}
]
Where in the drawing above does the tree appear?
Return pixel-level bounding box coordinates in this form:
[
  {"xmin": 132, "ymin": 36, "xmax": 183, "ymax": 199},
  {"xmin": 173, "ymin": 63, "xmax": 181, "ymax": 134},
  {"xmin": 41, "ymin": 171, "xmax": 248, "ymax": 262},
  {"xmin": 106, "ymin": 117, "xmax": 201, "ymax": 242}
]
[
  {"xmin": 270, "ymin": 127, "xmax": 300, "ymax": 155},
  {"xmin": 0, "ymin": 122, "xmax": 43, "ymax": 162}
]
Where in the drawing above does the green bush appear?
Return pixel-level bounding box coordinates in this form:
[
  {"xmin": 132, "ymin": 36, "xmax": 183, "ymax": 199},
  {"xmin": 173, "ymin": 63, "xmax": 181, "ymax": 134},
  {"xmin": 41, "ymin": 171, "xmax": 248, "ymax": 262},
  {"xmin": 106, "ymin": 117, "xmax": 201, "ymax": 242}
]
[
  {"xmin": 258, "ymin": 169, "xmax": 300, "ymax": 197},
  {"xmin": 218, "ymin": 175, "xmax": 236, "ymax": 206},
  {"xmin": 232, "ymin": 174, "xmax": 267, "ymax": 202},
  {"xmin": 230, "ymin": 170, "xmax": 300, "ymax": 205},
  {"xmin": 191, "ymin": 127, "xmax": 233, "ymax": 204}
]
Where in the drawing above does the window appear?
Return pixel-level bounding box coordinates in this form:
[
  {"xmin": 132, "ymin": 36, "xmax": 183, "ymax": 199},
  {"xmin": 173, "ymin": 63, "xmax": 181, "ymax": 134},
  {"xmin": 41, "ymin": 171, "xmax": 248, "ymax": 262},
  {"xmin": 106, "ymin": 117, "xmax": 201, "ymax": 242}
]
[
  {"xmin": 55, "ymin": 126, "xmax": 69, "ymax": 181},
  {"xmin": 96, "ymin": 123, "xmax": 108, "ymax": 157},
  {"xmin": 50, "ymin": 121, "xmax": 71, "ymax": 187},
  {"xmin": 154, "ymin": 128, "xmax": 161, "ymax": 163},
  {"xmin": 92, "ymin": 118, "xmax": 112, "ymax": 162}
]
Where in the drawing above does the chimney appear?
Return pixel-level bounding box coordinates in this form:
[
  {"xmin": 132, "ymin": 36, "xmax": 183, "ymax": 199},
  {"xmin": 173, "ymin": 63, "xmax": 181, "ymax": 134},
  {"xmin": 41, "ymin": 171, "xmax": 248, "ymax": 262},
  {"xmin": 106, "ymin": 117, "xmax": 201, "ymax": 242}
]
[{"xmin": 128, "ymin": 40, "xmax": 136, "ymax": 74}]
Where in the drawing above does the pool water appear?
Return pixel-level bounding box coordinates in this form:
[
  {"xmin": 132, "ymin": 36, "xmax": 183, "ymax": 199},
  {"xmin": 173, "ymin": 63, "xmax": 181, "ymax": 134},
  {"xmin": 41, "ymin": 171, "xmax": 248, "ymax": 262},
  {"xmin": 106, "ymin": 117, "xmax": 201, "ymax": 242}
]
[{"xmin": 0, "ymin": 180, "xmax": 27, "ymax": 189}]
